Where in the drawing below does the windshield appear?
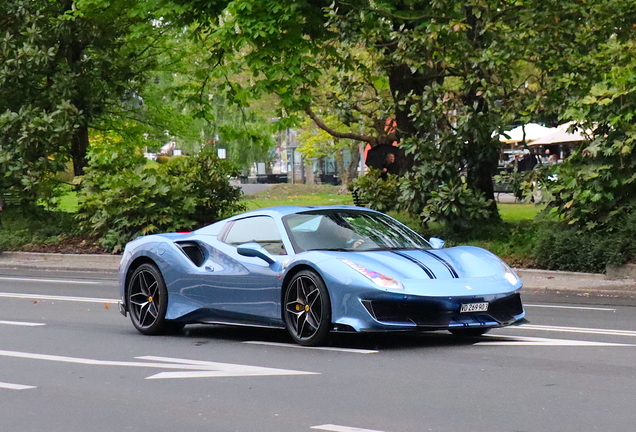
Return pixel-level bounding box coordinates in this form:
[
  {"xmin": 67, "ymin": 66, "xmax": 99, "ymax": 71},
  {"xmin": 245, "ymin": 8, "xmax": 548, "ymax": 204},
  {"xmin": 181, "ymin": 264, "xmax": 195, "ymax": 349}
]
[{"xmin": 282, "ymin": 209, "xmax": 430, "ymax": 252}]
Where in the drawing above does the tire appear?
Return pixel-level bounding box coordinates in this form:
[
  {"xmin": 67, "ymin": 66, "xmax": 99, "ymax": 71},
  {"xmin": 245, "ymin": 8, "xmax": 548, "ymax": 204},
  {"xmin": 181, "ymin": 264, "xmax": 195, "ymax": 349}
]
[
  {"xmin": 283, "ymin": 270, "xmax": 332, "ymax": 346},
  {"xmin": 127, "ymin": 263, "xmax": 171, "ymax": 335},
  {"xmin": 449, "ymin": 328, "xmax": 491, "ymax": 337}
]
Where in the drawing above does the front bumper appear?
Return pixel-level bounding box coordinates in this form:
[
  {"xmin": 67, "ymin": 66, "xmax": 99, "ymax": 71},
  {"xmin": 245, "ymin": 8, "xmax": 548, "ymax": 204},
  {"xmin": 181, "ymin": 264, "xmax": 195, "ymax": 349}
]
[{"xmin": 334, "ymin": 291, "xmax": 525, "ymax": 332}]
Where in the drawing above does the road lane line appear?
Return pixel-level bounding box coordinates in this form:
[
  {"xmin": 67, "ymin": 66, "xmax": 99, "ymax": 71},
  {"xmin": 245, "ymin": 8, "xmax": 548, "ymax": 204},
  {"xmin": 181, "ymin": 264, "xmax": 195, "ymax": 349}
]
[
  {"xmin": 0, "ymin": 292, "xmax": 118, "ymax": 304},
  {"xmin": 0, "ymin": 382, "xmax": 36, "ymax": 390},
  {"xmin": 478, "ymin": 335, "xmax": 634, "ymax": 346},
  {"xmin": 525, "ymin": 304, "xmax": 616, "ymax": 311},
  {"xmin": 312, "ymin": 425, "xmax": 389, "ymax": 432},
  {"xmin": 138, "ymin": 355, "xmax": 319, "ymax": 379},
  {"xmin": 518, "ymin": 324, "xmax": 636, "ymax": 337},
  {"xmin": 0, "ymin": 350, "xmax": 317, "ymax": 380},
  {"xmin": 0, "ymin": 277, "xmax": 102, "ymax": 285},
  {"xmin": 243, "ymin": 341, "xmax": 378, "ymax": 354},
  {"xmin": 0, "ymin": 320, "xmax": 45, "ymax": 327}
]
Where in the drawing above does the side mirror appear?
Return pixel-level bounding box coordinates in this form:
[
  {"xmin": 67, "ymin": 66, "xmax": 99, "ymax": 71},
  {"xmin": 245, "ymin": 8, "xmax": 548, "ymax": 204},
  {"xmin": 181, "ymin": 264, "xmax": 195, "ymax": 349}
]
[
  {"xmin": 429, "ymin": 237, "xmax": 445, "ymax": 250},
  {"xmin": 237, "ymin": 243, "xmax": 276, "ymax": 265}
]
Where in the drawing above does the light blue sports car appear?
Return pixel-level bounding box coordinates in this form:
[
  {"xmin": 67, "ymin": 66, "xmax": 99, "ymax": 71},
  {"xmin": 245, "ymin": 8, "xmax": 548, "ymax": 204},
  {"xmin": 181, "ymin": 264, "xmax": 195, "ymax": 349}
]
[{"xmin": 119, "ymin": 206, "xmax": 525, "ymax": 346}]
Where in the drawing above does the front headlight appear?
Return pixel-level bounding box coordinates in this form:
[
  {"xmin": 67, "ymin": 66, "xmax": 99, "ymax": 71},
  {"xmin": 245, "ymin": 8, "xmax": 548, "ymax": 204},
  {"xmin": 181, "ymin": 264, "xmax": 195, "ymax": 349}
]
[
  {"xmin": 340, "ymin": 259, "xmax": 404, "ymax": 290},
  {"xmin": 501, "ymin": 262, "xmax": 520, "ymax": 285}
]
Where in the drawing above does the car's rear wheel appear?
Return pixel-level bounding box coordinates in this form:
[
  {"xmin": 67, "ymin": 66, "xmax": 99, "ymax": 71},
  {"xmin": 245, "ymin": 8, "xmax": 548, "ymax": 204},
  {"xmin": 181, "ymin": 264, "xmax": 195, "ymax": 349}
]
[
  {"xmin": 284, "ymin": 270, "xmax": 331, "ymax": 346},
  {"xmin": 128, "ymin": 263, "xmax": 171, "ymax": 335},
  {"xmin": 449, "ymin": 328, "xmax": 491, "ymax": 337}
]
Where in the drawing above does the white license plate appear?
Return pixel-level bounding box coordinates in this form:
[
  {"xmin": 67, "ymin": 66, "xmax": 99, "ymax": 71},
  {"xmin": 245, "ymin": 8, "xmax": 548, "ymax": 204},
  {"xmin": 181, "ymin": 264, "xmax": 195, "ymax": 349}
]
[{"xmin": 460, "ymin": 302, "xmax": 489, "ymax": 313}]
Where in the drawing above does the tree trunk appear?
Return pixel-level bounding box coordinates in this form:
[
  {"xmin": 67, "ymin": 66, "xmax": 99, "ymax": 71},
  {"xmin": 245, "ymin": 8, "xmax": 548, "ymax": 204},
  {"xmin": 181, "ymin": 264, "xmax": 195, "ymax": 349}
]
[
  {"xmin": 347, "ymin": 144, "xmax": 361, "ymax": 182},
  {"xmin": 71, "ymin": 124, "xmax": 89, "ymax": 176}
]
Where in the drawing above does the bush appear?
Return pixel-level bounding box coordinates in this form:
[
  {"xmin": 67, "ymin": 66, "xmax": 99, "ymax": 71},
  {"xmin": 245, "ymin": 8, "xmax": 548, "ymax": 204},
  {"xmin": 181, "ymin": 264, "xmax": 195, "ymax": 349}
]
[
  {"xmin": 349, "ymin": 169, "xmax": 400, "ymax": 212},
  {"xmin": 164, "ymin": 149, "xmax": 245, "ymax": 226},
  {"xmin": 0, "ymin": 205, "xmax": 78, "ymax": 250},
  {"xmin": 77, "ymin": 148, "xmax": 245, "ymax": 252},
  {"xmin": 533, "ymin": 218, "xmax": 636, "ymax": 273}
]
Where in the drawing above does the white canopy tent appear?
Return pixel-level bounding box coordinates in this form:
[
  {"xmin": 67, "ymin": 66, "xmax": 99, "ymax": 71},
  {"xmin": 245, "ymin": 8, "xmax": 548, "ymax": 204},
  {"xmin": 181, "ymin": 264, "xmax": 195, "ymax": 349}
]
[
  {"xmin": 499, "ymin": 123, "xmax": 555, "ymax": 144},
  {"xmin": 529, "ymin": 122, "xmax": 589, "ymax": 145}
]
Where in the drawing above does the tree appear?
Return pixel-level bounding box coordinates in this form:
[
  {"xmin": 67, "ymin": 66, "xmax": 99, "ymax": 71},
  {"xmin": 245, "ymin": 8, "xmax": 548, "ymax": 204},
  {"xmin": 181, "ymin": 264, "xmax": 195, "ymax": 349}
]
[
  {"xmin": 525, "ymin": 0, "xmax": 636, "ymax": 230},
  {"xmin": 297, "ymin": 114, "xmax": 361, "ymax": 187},
  {"xmin": 167, "ymin": 0, "xmax": 546, "ymax": 225},
  {"xmin": 0, "ymin": 0, "xmax": 163, "ymax": 203}
]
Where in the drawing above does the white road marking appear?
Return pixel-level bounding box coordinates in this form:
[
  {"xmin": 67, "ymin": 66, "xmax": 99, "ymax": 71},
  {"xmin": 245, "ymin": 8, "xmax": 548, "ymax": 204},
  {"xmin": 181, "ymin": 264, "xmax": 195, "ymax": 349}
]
[
  {"xmin": 518, "ymin": 324, "xmax": 636, "ymax": 337},
  {"xmin": 0, "ymin": 349, "xmax": 317, "ymax": 380},
  {"xmin": 0, "ymin": 292, "xmax": 118, "ymax": 304},
  {"xmin": 311, "ymin": 425, "xmax": 389, "ymax": 432},
  {"xmin": 243, "ymin": 341, "xmax": 378, "ymax": 354},
  {"xmin": 0, "ymin": 382, "xmax": 36, "ymax": 390},
  {"xmin": 478, "ymin": 335, "xmax": 634, "ymax": 346},
  {"xmin": 0, "ymin": 277, "xmax": 101, "ymax": 285},
  {"xmin": 138, "ymin": 356, "xmax": 319, "ymax": 379},
  {"xmin": 525, "ymin": 304, "xmax": 616, "ymax": 311},
  {"xmin": 0, "ymin": 320, "xmax": 45, "ymax": 327}
]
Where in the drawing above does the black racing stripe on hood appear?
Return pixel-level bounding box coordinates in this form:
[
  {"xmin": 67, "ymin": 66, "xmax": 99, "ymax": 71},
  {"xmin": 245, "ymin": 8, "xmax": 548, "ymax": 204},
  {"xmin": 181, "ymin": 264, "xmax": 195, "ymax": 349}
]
[
  {"xmin": 422, "ymin": 250, "xmax": 459, "ymax": 278},
  {"xmin": 391, "ymin": 251, "xmax": 436, "ymax": 279}
]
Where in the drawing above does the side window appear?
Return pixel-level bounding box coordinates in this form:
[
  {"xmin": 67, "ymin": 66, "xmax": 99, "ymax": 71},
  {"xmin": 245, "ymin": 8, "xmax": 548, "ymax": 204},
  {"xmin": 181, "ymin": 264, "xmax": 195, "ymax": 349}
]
[{"xmin": 223, "ymin": 216, "xmax": 286, "ymax": 256}]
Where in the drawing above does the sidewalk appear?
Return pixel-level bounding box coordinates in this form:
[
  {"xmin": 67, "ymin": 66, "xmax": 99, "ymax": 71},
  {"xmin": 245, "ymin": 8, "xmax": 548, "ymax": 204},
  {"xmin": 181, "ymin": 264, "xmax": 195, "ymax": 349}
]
[
  {"xmin": 0, "ymin": 252, "xmax": 635, "ymax": 298},
  {"xmin": 0, "ymin": 252, "xmax": 120, "ymax": 274}
]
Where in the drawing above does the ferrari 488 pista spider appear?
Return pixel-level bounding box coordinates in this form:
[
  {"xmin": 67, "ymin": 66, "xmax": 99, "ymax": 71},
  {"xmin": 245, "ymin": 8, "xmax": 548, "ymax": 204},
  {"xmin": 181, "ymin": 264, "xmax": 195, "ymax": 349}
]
[{"xmin": 119, "ymin": 206, "xmax": 525, "ymax": 346}]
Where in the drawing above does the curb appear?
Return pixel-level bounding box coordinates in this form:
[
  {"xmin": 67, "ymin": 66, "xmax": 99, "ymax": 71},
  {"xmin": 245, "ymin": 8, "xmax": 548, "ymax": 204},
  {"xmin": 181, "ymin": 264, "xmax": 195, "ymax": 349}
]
[
  {"xmin": 0, "ymin": 252, "xmax": 120, "ymax": 274},
  {"xmin": 0, "ymin": 252, "xmax": 635, "ymax": 297}
]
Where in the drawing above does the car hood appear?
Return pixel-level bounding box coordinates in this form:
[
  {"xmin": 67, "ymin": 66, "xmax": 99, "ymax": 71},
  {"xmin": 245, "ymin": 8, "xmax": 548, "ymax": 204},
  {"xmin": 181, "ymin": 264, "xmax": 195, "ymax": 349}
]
[{"xmin": 313, "ymin": 246, "xmax": 521, "ymax": 295}]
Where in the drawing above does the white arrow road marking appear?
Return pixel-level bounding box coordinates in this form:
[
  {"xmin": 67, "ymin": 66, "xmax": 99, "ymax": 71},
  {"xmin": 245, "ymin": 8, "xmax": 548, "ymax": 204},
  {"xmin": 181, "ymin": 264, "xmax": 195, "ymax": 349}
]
[
  {"xmin": 243, "ymin": 341, "xmax": 378, "ymax": 354},
  {"xmin": 0, "ymin": 277, "xmax": 101, "ymax": 285},
  {"xmin": 0, "ymin": 320, "xmax": 45, "ymax": 327},
  {"xmin": 312, "ymin": 425, "xmax": 389, "ymax": 432},
  {"xmin": 138, "ymin": 356, "xmax": 319, "ymax": 379},
  {"xmin": 0, "ymin": 350, "xmax": 317, "ymax": 380},
  {"xmin": 477, "ymin": 335, "xmax": 634, "ymax": 346},
  {"xmin": 0, "ymin": 382, "xmax": 36, "ymax": 390},
  {"xmin": 0, "ymin": 292, "xmax": 119, "ymax": 304},
  {"xmin": 524, "ymin": 304, "xmax": 616, "ymax": 311},
  {"xmin": 518, "ymin": 324, "xmax": 636, "ymax": 337}
]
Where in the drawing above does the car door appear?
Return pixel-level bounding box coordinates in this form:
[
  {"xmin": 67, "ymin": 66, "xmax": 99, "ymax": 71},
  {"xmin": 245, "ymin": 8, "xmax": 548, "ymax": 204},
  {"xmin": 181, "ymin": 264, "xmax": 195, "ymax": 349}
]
[{"xmin": 191, "ymin": 216, "xmax": 288, "ymax": 326}]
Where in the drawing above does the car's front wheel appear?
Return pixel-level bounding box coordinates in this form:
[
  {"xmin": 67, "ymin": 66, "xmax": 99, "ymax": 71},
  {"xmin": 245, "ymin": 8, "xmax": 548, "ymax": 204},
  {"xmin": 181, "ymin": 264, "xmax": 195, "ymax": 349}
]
[
  {"xmin": 128, "ymin": 263, "xmax": 171, "ymax": 335},
  {"xmin": 284, "ymin": 270, "xmax": 332, "ymax": 346}
]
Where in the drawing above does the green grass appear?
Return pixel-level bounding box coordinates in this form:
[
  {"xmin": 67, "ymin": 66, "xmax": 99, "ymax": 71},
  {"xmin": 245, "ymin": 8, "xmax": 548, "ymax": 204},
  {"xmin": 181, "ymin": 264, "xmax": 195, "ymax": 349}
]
[
  {"xmin": 58, "ymin": 191, "xmax": 79, "ymax": 213},
  {"xmin": 497, "ymin": 203, "xmax": 544, "ymax": 221},
  {"xmin": 242, "ymin": 184, "xmax": 353, "ymax": 210}
]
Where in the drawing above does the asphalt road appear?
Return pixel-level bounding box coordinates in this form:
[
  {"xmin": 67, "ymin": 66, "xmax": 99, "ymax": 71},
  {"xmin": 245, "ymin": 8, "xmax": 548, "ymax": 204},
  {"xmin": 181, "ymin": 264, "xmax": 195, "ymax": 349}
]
[{"xmin": 1, "ymin": 269, "xmax": 635, "ymax": 432}]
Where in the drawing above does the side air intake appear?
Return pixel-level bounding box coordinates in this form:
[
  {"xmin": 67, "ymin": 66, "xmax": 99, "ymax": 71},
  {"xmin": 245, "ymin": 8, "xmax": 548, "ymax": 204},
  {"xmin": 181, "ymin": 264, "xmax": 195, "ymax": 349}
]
[{"xmin": 175, "ymin": 241, "xmax": 206, "ymax": 267}]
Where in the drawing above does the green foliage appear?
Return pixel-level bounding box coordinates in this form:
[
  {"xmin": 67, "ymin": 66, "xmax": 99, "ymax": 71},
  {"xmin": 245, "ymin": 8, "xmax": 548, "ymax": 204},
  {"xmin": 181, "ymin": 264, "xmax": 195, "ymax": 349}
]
[
  {"xmin": 534, "ymin": 219, "xmax": 636, "ymax": 273},
  {"xmin": 77, "ymin": 147, "xmax": 245, "ymax": 252},
  {"xmin": 0, "ymin": 205, "xmax": 78, "ymax": 251},
  {"xmin": 525, "ymin": 2, "xmax": 636, "ymax": 232},
  {"xmin": 417, "ymin": 178, "xmax": 493, "ymax": 229},
  {"xmin": 0, "ymin": 0, "xmax": 160, "ymax": 175},
  {"xmin": 164, "ymin": 149, "xmax": 246, "ymax": 226},
  {"xmin": 349, "ymin": 169, "xmax": 400, "ymax": 213}
]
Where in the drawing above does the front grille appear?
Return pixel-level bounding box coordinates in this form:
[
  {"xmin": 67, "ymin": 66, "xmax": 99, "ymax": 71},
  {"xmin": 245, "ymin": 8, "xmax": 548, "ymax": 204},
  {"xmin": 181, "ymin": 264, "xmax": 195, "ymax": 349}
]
[
  {"xmin": 363, "ymin": 293, "xmax": 523, "ymax": 328},
  {"xmin": 488, "ymin": 293, "xmax": 524, "ymax": 323}
]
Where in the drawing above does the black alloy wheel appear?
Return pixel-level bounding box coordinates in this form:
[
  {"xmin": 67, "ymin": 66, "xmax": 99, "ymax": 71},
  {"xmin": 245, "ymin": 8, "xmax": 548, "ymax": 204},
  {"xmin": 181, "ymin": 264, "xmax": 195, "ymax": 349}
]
[
  {"xmin": 449, "ymin": 327, "xmax": 491, "ymax": 337},
  {"xmin": 284, "ymin": 270, "xmax": 332, "ymax": 346},
  {"xmin": 128, "ymin": 263, "xmax": 172, "ymax": 335}
]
